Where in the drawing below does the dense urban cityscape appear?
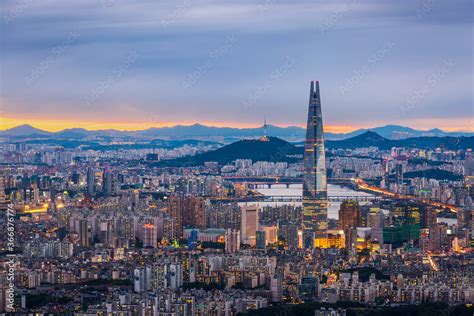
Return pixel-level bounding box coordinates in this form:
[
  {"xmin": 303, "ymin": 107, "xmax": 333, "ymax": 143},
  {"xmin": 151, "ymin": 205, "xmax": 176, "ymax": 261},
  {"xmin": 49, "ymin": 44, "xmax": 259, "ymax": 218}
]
[
  {"xmin": 2, "ymin": 1, "xmax": 473, "ymax": 315},
  {"xmin": 0, "ymin": 81, "xmax": 472, "ymax": 315}
]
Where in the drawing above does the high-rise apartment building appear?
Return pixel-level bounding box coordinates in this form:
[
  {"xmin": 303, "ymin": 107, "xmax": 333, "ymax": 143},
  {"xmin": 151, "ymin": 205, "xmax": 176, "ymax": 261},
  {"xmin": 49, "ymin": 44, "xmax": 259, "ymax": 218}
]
[
  {"xmin": 256, "ymin": 230, "xmax": 266, "ymax": 250},
  {"xmin": 79, "ymin": 219, "xmax": 89, "ymax": 247},
  {"xmin": 142, "ymin": 224, "xmax": 158, "ymax": 248},
  {"xmin": 225, "ymin": 229, "xmax": 240, "ymax": 253},
  {"xmin": 103, "ymin": 171, "xmax": 117, "ymax": 196},
  {"xmin": 241, "ymin": 205, "xmax": 259, "ymax": 246},
  {"xmin": 338, "ymin": 200, "xmax": 361, "ymax": 231},
  {"xmin": 86, "ymin": 167, "xmax": 95, "ymax": 195},
  {"xmin": 168, "ymin": 196, "xmax": 207, "ymax": 238}
]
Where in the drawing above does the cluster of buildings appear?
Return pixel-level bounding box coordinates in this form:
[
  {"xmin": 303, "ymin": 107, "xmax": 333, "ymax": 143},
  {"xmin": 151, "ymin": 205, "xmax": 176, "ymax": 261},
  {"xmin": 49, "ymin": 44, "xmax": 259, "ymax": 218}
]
[
  {"xmin": 221, "ymin": 160, "xmax": 302, "ymax": 178},
  {"xmin": 0, "ymin": 141, "xmax": 219, "ymax": 165},
  {"xmin": 0, "ymin": 81, "xmax": 472, "ymax": 314}
]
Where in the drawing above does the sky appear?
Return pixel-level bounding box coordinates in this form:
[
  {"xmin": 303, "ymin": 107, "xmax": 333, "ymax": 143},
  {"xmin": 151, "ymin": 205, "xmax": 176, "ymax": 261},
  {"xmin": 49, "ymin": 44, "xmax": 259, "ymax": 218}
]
[{"xmin": 0, "ymin": 0, "xmax": 473, "ymax": 132}]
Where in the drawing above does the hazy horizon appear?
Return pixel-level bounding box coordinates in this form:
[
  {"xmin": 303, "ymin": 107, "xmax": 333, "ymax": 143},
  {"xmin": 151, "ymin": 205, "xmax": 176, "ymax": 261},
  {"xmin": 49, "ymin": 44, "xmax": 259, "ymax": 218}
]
[
  {"xmin": 2, "ymin": 121, "xmax": 473, "ymax": 134},
  {"xmin": 1, "ymin": 0, "xmax": 473, "ymax": 132}
]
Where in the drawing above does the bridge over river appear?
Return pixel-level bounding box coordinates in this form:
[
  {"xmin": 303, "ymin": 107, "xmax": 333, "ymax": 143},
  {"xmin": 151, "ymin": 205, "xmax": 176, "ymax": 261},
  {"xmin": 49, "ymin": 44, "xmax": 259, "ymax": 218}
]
[
  {"xmin": 222, "ymin": 176, "xmax": 353, "ymax": 188},
  {"xmin": 210, "ymin": 194, "xmax": 381, "ymax": 203},
  {"xmin": 220, "ymin": 176, "xmax": 458, "ymax": 212}
]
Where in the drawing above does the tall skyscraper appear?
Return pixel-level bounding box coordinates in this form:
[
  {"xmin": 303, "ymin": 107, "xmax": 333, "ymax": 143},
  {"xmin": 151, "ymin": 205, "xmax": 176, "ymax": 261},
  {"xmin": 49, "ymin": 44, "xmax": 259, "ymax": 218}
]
[
  {"xmin": 241, "ymin": 205, "xmax": 259, "ymax": 246},
  {"xmin": 225, "ymin": 229, "xmax": 241, "ymax": 253},
  {"xmin": 256, "ymin": 230, "xmax": 266, "ymax": 251},
  {"xmin": 338, "ymin": 200, "xmax": 361, "ymax": 231},
  {"xmin": 339, "ymin": 200, "xmax": 361, "ymax": 250},
  {"xmin": 79, "ymin": 219, "xmax": 89, "ymax": 247},
  {"xmin": 422, "ymin": 207, "xmax": 438, "ymax": 229},
  {"xmin": 86, "ymin": 167, "xmax": 95, "ymax": 195},
  {"xmin": 142, "ymin": 223, "xmax": 158, "ymax": 248},
  {"xmin": 121, "ymin": 217, "xmax": 136, "ymax": 247},
  {"xmin": 168, "ymin": 196, "xmax": 207, "ymax": 239},
  {"xmin": 103, "ymin": 171, "xmax": 117, "ymax": 196},
  {"xmin": 302, "ymin": 81, "xmax": 328, "ymax": 248},
  {"xmin": 464, "ymin": 149, "xmax": 473, "ymax": 176},
  {"xmin": 367, "ymin": 208, "xmax": 385, "ymax": 229},
  {"xmin": 457, "ymin": 207, "xmax": 471, "ymax": 230},
  {"xmin": 270, "ymin": 274, "xmax": 282, "ymax": 302}
]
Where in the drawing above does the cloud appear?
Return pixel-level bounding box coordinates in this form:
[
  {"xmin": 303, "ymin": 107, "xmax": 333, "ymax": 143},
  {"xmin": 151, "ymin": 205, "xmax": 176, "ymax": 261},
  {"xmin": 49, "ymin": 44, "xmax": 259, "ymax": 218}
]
[{"xmin": 1, "ymin": 0, "xmax": 472, "ymax": 128}]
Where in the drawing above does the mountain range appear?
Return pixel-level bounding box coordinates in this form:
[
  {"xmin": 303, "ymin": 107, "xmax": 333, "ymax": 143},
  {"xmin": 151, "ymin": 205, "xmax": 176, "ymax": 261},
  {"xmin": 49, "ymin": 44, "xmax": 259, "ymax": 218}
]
[
  {"xmin": 1, "ymin": 123, "xmax": 473, "ymax": 141},
  {"xmin": 159, "ymin": 131, "xmax": 474, "ymax": 167},
  {"xmin": 326, "ymin": 131, "xmax": 474, "ymax": 150}
]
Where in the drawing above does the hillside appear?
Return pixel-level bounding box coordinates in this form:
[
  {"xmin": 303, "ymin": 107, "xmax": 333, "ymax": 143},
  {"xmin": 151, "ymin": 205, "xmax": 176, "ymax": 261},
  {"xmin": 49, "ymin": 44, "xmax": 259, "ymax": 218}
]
[
  {"xmin": 397, "ymin": 136, "xmax": 474, "ymax": 150},
  {"xmin": 327, "ymin": 131, "xmax": 393, "ymax": 149},
  {"xmin": 157, "ymin": 131, "xmax": 474, "ymax": 167},
  {"xmin": 327, "ymin": 131, "xmax": 474, "ymax": 150},
  {"xmin": 157, "ymin": 137, "xmax": 301, "ymax": 167}
]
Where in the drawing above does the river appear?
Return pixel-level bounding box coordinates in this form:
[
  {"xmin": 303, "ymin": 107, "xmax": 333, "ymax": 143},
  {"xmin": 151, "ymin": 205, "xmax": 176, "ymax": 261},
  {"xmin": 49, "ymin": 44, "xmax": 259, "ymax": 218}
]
[
  {"xmin": 239, "ymin": 183, "xmax": 456, "ymax": 225},
  {"xmin": 239, "ymin": 184, "xmax": 372, "ymax": 220}
]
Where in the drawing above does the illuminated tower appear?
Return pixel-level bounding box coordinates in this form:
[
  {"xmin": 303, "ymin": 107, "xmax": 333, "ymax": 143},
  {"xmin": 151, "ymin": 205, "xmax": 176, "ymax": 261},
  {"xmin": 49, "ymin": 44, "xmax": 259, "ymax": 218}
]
[
  {"xmin": 263, "ymin": 116, "xmax": 267, "ymax": 138},
  {"xmin": 260, "ymin": 116, "xmax": 269, "ymax": 142},
  {"xmin": 302, "ymin": 81, "xmax": 328, "ymax": 248}
]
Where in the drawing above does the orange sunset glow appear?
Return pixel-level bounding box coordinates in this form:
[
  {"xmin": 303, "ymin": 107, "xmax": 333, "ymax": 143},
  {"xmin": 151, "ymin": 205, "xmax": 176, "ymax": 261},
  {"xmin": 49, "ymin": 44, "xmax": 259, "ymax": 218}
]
[
  {"xmin": 1, "ymin": 115, "xmax": 473, "ymax": 133},
  {"xmin": 0, "ymin": 116, "xmax": 359, "ymax": 133}
]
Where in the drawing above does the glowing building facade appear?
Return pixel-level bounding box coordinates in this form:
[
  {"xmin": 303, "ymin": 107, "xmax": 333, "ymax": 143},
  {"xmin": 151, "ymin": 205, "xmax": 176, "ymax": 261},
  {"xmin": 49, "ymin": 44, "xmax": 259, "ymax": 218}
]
[{"xmin": 302, "ymin": 81, "xmax": 328, "ymax": 248}]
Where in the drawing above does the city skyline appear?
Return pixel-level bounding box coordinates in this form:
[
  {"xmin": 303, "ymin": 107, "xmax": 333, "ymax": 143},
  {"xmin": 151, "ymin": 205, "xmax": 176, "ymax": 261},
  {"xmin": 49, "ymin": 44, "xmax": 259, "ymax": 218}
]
[
  {"xmin": 1, "ymin": 0, "xmax": 473, "ymax": 132},
  {"xmin": 1, "ymin": 74, "xmax": 472, "ymax": 314},
  {"xmin": 0, "ymin": 1, "xmax": 473, "ymax": 314}
]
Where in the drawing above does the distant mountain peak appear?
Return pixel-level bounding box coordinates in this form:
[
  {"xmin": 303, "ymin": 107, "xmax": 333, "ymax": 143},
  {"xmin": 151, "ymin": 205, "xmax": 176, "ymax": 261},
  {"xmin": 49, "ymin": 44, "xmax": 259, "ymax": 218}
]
[
  {"xmin": 1, "ymin": 124, "xmax": 50, "ymax": 136},
  {"xmin": 361, "ymin": 130, "xmax": 387, "ymax": 138},
  {"xmin": 16, "ymin": 124, "xmax": 34, "ymax": 128},
  {"xmin": 10, "ymin": 124, "xmax": 37, "ymax": 130},
  {"xmin": 426, "ymin": 128, "xmax": 444, "ymax": 133}
]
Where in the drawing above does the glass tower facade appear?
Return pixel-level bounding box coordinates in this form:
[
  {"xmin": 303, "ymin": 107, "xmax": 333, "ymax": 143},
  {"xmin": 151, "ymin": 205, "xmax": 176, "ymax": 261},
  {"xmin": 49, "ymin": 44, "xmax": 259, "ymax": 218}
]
[{"xmin": 302, "ymin": 81, "xmax": 328, "ymax": 249}]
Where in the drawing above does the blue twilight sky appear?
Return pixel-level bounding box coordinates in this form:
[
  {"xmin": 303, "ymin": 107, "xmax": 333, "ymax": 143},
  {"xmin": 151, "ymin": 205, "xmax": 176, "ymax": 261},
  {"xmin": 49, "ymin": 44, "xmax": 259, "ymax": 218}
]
[{"xmin": 0, "ymin": 0, "xmax": 473, "ymax": 131}]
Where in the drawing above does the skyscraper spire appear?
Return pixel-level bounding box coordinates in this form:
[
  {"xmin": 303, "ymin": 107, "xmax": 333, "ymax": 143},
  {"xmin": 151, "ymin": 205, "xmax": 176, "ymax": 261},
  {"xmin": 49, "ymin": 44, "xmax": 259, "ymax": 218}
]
[{"xmin": 302, "ymin": 80, "xmax": 328, "ymax": 249}]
